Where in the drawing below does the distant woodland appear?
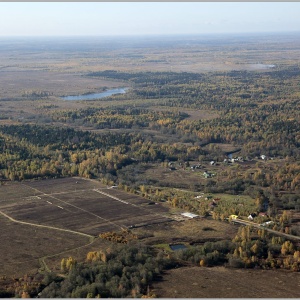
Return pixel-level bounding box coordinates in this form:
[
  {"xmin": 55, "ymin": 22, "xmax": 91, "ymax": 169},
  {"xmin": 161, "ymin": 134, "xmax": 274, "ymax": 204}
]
[{"xmin": 1, "ymin": 66, "xmax": 299, "ymax": 205}]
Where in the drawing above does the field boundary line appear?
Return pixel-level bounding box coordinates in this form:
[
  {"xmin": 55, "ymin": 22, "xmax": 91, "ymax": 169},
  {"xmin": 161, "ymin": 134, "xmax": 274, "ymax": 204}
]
[
  {"xmin": 93, "ymin": 189, "xmax": 129, "ymax": 205},
  {"xmin": 93, "ymin": 188, "xmax": 172, "ymax": 223},
  {"xmin": 21, "ymin": 183, "xmax": 124, "ymax": 230},
  {"xmin": 233, "ymin": 219, "xmax": 300, "ymax": 241},
  {"xmin": 0, "ymin": 210, "xmax": 94, "ymax": 238},
  {"xmin": 40, "ymin": 236, "xmax": 98, "ymax": 273}
]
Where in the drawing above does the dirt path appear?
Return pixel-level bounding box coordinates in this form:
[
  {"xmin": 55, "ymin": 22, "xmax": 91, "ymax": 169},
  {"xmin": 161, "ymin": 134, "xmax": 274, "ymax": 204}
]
[
  {"xmin": 21, "ymin": 182, "xmax": 123, "ymax": 231},
  {"xmin": 0, "ymin": 210, "xmax": 93, "ymax": 238},
  {"xmin": 39, "ymin": 236, "xmax": 98, "ymax": 273},
  {"xmin": 0, "ymin": 210, "xmax": 98, "ymax": 272}
]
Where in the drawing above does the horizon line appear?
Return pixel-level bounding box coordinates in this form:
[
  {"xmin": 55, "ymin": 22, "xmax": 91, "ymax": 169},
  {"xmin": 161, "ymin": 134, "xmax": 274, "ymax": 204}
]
[{"xmin": 1, "ymin": 31, "xmax": 300, "ymax": 39}]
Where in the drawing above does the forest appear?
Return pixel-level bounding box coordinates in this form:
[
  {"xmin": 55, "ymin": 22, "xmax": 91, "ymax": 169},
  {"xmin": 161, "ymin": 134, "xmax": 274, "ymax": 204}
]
[{"xmin": 1, "ymin": 66, "xmax": 299, "ymax": 205}]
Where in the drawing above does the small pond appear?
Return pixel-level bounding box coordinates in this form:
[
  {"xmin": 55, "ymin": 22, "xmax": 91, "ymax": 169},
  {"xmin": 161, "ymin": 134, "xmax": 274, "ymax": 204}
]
[
  {"xmin": 61, "ymin": 87, "xmax": 129, "ymax": 101},
  {"xmin": 169, "ymin": 244, "xmax": 187, "ymax": 251}
]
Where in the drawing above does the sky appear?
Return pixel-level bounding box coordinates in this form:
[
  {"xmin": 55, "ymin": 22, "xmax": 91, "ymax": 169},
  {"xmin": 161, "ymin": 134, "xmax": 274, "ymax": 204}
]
[{"xmin": 0, "ymin": 2, "xmax": 299, "ymax": 36}]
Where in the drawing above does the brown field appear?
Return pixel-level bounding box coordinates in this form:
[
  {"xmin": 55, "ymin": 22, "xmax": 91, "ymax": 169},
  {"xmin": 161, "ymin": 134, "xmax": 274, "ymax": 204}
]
[
  {"xmin": 0, "ymin": 177, "xmax": 171, "ymax": 236},
  {"xmin": 0, "ymin": 216, "xmax": 89, "ymax": 277},
  {"xmin": 0, "ymin": 177, "xmax": 240, "ymax": 279},
  {"xmin": 0, "ymin": 177, "xmax": 171, "ymax": 277},
  {"xmin": 153, "ymin": 266, "xmax": 300, "ymax": 298}
]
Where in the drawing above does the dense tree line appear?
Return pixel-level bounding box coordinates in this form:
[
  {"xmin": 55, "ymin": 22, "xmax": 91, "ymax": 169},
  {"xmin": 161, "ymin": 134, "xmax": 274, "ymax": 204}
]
[
  {"xmin": 85, "ymin": 67, "xmax": 300, "ymax": 161},
  {"xmin": 40, "ymin": 243, "xmax": 174, "ymax": 298},
  {"xmin": 51, "ymin": 107, "xmax": 188, "ymax": 129},
  {"xmin": 175, "ymin": 225, "xmax": 300, "ymax": 271},
  {"xmin": 0, "ymin": 124, "xmax": 204, "ymax": 181},
  {"xmin": 1, "ymin": 66, "xmax": 299, "ymax": 215}
]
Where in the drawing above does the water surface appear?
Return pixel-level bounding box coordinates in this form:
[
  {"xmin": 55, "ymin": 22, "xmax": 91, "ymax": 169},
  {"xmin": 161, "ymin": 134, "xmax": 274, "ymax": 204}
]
[
  {"xmin": 170, "ymin": 244, "xmax": 187, "ymax": 251},
  {"xmin": 61, "ymin": 87, "xmax": 128, "ymax": 101}
]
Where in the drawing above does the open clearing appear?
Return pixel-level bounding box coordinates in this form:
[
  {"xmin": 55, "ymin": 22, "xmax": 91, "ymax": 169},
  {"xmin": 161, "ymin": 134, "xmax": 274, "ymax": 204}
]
[
  {"xmin": 153, "ymin": 266, "xmax": 300, "ymax": 298},
  {"xmin": 0, "ymin": 177, "xmax": 171, "ymax": 235},
  {"xmin": 0, "ymin": 216, "xmax": 90, "ymax": 277},
  {"xmin": 133, "ymin": 218, "xmax": 238, "ymax": 246},
  {"xmin": 0, "ymin": 177, "xmax": 171, "ymax": 276},
  {"xmin": 0, "ymin": 70, "xmax": 123, "ymax": 99}
]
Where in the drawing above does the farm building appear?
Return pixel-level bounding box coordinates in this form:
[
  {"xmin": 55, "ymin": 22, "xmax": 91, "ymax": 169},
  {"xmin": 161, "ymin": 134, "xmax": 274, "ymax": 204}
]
[{"xmin": 181, "ymin": 212, "xmax": 199, "ymax": 219}]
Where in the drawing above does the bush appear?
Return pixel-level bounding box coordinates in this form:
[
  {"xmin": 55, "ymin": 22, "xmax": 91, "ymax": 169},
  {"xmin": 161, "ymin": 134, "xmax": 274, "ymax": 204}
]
[{"xmin": 228, "ymin": 257, "xmax": 244, "ymax": 268}]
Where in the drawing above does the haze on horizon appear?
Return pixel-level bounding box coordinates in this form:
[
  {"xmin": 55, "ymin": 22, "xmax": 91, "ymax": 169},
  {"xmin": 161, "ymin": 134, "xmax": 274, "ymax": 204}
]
[{"xmin": 0, "ymin": 2, "xmax": 299, "ymax": 37}]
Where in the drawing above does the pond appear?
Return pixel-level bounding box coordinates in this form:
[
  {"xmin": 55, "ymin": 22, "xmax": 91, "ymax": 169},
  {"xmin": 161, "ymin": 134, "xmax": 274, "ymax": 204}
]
[
  {"xmin": 169, "ymin": 244, "xmax": 187, "ymax": 251},
  {"xmin": 61, "ymin": 87, "xmax": 129, "ymax": 101}
]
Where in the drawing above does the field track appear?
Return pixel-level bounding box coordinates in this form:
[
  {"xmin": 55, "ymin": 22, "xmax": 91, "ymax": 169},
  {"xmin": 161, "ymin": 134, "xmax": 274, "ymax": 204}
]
[
  {"xmin": 21, "ymin": 182, "xmax": 124, "ymax": 231},
  {"xmin": 0, "ymin": 177, "xmax": 172, "ymax": 276},
  {"xmin": 0, "ymin": 210, "xmax": 93, "ymax": 238},
  {"xmin": 234, "ymin": 219, "xmax": 300, "ymax": 241}
]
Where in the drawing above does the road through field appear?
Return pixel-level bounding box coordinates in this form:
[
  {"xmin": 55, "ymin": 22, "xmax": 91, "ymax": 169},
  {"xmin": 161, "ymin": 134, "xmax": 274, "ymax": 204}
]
[
  {"xmin": 93, "ymin": 188, "xmax": 172, "ymax": 224},
  {"xmin": 233, "ymin": 219, "xmax": 300, "ymax": 241},
  {"xmin": 21, "ymin": 183, "xmax": 124, "ymax": 231},
  {"xmin": 0, "ymin": 210, "xmax": 99, "ymax": 272},
  {"xmin": 21, "ymin": 181, "xmax": 171, "ymax": 231},
  {"xmin": 0, "ymin": 210, "xmax": 93, "ymax": 238}
]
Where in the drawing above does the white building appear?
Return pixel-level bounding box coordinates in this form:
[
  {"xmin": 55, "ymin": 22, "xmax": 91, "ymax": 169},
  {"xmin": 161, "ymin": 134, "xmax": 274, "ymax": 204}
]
[{"xmin": 181, "ymin": 212, "xmax": 199, "ymax": 218}]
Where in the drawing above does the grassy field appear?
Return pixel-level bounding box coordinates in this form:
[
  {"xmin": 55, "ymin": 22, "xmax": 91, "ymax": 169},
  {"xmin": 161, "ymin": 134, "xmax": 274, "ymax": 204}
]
[
  {"xmin": 0, "ymin": 70, "xmax": 124, "ymax": 99},
  {"xmin": 133, "ymin": 218, "xmax": 238, "ymax": 246}
]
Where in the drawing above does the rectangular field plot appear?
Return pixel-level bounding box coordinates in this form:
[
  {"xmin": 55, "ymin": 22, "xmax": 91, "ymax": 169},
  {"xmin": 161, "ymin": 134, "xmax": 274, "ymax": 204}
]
[
  {"xmin": 0, "ymin": 217, "xmax": 89, "ymax": 277},
  {"xmin": 22, "ymin": 177, "xmax": 107, "ymax": 195},
  {"xmin": 2, "ymin": 197, "xmax": 121, "ymax": 234},
  {"xmin": 101, "ymin": 189, "xmax": 151, "ymax": 205},
  {"xmin": 0, "ymin": 178, "xmax": 172, "ymax": 236},
  {"xmin": 0, "ymin": 182, "xmax": 43, "ymax": 205}
]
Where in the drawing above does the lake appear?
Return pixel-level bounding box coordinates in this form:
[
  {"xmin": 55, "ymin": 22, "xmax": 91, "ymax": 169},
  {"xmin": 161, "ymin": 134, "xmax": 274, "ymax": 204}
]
[{"xmin": 61, "ymin": 87, "xmax": 129, "ymax": 101}]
